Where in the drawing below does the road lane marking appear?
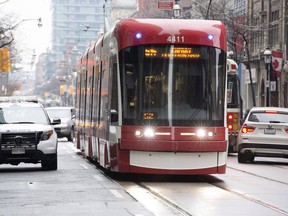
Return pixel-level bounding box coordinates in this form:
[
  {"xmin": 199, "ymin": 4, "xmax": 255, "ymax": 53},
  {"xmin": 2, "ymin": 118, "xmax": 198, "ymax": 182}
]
[
  {"xmin": 109, "ymin": 189, "xmax": 124, "ymax": 198},
  {"xmin": 80, "ymin": 164, "xmax": 89, "ymax": 170},
  {"xmin": 92, "ymin": 175, "xmax": 103, "ymax": 181}
]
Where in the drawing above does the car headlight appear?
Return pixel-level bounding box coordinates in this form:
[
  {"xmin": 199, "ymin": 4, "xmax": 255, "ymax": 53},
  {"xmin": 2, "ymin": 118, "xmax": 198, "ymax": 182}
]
[{"xmin": 41, "ymin": 130, "xmax": 54, "ymax": 141}]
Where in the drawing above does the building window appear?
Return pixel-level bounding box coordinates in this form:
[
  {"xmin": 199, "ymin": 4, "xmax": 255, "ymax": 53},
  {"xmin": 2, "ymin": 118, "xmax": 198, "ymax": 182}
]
[
  {"xmin": 252, "ymin": 17, "xmax": 260, "ymax": 52},
  {"xmin": 269, "ymin": 10, "xmax": 279, "ymax": 47}
]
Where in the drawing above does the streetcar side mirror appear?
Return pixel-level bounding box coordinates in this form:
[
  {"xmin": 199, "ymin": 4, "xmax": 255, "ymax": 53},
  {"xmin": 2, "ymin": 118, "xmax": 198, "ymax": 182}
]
[{"xmin": 111, "ymin": 110, "xmax": 118, "ymax": 123}]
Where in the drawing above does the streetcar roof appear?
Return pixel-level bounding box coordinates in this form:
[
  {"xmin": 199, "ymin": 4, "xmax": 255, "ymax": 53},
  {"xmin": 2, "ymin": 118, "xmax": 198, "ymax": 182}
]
[{"xmin": 110, "ymin": 18, "xmax": 227, "ymax": 52}]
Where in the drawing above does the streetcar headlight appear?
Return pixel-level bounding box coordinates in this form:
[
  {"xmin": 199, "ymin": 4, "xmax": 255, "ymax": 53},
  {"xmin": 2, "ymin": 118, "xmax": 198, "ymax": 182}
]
[
  {"xmin": 207, "ymin": 131, "xmax": 214, "ymax": 137},
  {"xmin": 196, "ymin": 129, "xmax": 214, "ymax": 138},
  {"xmin": 144, "ymin": 128, "xmax": 155, "ymax": 138},
  {"xmin": 196, "ymin": 129, "xmax": 206, "ymax": 137},
  {"xmin": 135, "ymin": 130, "xmax": 142, "ymax": 137}
]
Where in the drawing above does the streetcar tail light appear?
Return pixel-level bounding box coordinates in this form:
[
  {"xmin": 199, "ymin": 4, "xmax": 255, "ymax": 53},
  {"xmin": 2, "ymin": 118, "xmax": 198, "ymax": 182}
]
[
  {"xmin": 241, "ymin": 124, "xmax": 255, "ymax": 133},
  {"xmin": 227, "ymin": 113, "xmax": 234, "ymax": 120},
  {"xmin": 227, "ymin": 112, "xmax": 239, "ymax": 131},
  {"xmin": 228, "ymin": 124, "xmax": 233, "ymax": 130}
]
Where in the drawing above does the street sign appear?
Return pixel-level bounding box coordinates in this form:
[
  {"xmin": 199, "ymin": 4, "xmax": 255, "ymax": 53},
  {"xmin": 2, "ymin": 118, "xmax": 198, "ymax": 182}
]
[
  {"xmin": 158, "ymin": 1, "xmax": 173, "ymax": 10},
  {"xmin": 271, "ymin": 81, "xmax": 276, "ymax": 91}
]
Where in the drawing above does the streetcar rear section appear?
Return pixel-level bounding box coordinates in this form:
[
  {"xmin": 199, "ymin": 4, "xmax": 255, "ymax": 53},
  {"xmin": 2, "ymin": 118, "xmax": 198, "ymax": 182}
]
[{"xmin": 226, "ymin": 58, "xmax": 241, "ymax": 153}]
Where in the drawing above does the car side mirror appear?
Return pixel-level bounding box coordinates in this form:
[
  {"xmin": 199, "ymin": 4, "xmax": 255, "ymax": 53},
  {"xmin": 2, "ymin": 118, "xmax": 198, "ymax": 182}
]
[{"xmin": 51, "ymin": 118, "xmax": 61, "ymax": 125}]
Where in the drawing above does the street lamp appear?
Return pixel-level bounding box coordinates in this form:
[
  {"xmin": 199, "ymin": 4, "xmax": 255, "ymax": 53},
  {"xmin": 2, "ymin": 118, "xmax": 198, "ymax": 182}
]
[
  {"xmin": 264, "ymin": 48, "xmax": 272, "ymax": 107},
  {"xmin": 14, "ymin": 17, "xmax": 42, "ymax": 28},
  {"xmin": 173, "ymin": 0, "xmax": 181, "ymax": 19}
]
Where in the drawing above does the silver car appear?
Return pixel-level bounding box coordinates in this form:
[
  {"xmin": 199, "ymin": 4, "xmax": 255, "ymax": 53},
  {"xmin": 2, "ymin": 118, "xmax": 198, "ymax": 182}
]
[
  {"xmin": 45, "ymin": 107, "xmax": 76, "ymax": 141},
  {"xmin": 237, "ymin": 107, "xmax": 288, "ymax": 163}
]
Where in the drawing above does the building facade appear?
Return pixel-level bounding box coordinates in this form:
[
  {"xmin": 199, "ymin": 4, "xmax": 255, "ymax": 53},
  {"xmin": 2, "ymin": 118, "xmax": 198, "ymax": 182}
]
[{"xmin": 242, "ymin": 0, "xmax": 287, "ymax": 111}]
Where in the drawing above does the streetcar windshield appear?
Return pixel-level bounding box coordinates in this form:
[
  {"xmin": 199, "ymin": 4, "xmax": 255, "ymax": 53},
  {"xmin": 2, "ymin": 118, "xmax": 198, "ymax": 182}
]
[
  {"xmin": 227, "ymin": 74, "xmax": 239, "ymax": 108},
  {"xmin": 119, "ymin": 45, "xmax": 226, "ymax": 126}
]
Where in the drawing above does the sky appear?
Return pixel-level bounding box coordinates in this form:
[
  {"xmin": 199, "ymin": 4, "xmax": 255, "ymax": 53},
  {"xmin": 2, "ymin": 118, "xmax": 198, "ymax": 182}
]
[{"xmin": 0, "ymin": 0, "xmax": 52, "ymax": 67}]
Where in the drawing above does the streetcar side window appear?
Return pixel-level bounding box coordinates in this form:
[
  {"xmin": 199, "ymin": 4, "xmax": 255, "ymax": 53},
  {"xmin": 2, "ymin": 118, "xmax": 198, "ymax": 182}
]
[{"xmin": 111, "ymin": 55, "xmax": 118, "ymax": 124}]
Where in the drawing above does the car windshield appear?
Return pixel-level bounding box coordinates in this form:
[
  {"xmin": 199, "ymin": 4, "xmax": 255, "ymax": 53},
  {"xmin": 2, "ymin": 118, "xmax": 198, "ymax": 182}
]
[
  {"xmin": 248, "ymin": 112, "xmax": 288, "ymax": 123},
  {"xmin": 46, "ymin": 109, "xmax": 71, "ymax": 118},
  {"xmin": 0, "ymin": 107, "xmax": 49, "ymax": 124}
]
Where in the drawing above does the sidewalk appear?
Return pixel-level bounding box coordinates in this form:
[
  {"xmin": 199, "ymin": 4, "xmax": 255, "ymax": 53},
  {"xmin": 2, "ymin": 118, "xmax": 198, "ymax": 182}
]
[{"xmin": 0, "ymin": 141, "xmax": 155, "ymax": 216}]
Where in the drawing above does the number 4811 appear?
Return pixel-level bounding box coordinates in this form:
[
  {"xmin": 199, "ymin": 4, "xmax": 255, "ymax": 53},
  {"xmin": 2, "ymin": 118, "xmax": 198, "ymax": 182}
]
[{"xmin": 167, "ymin": 35, "xmax": 185, "ymax": 43}]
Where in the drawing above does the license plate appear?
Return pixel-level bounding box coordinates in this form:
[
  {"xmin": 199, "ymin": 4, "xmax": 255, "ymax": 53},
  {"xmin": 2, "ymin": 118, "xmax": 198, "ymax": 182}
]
[
  {"xmin": 11, "ymin": 147, "xmax": 25, "ymax": 154},
  {"xmin": 264, "ymin": 128, "xmax": 276, "ymax": 134}
]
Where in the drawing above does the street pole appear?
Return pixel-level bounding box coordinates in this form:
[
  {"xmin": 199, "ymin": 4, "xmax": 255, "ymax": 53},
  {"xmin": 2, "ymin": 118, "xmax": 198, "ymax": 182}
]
[
  {"xmin": 267, "ymin": 63, "xmax": 271, "ymax": 106},
  {"xmin": 264, "ymin": 48, "xmax": 272, "ymax": 107}
]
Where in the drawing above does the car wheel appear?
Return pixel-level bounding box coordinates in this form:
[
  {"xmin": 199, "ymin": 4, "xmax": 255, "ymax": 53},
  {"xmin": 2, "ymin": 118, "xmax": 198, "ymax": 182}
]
[
  {"xmin": 67, "ymin": 127, "xmax": 74, "ymax": 142},
  {"xmin": 238, "ymin": 152, "xmax": 247, "ymax": 163},
  {"xmin": 42, "ymin": 154, "xmax": 58, "ymax": 170}
]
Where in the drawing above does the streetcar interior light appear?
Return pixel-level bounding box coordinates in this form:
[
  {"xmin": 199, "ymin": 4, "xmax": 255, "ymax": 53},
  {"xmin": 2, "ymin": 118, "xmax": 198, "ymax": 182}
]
[
  {"xmin": 135, "ymin": 32, "xmax": 142, "ymax": 39},
  {"xmin": 196, "ymin": 129, "xmax": 206, "ymax": 137},
  {"xmin": 208, "ymin": 34, "xmax": 214, "ymax": 40},
  {"xmin": 144, "ymin": 128, "xmax": 154, "ymax": 138}
]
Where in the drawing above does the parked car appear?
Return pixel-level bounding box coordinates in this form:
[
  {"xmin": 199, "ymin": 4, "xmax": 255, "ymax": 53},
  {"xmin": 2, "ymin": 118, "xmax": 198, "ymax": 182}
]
[
  {"xmin": 45, "ymin": 107, "xmax": 76, "ymax": 141},
  {"xmin": 0, "ymin": 98, "xmax": 60, "ymax": 170},
  {"xmin": 237, "ymin": 107, "xmax": 288, "ymax": 163}
]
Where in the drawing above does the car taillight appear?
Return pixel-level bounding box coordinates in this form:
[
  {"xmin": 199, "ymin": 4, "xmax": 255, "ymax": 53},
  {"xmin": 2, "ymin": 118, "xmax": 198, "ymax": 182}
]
[
  {"xmin": 241, "ymin": 124, "xmax": 255, "ymax": 133},
  {"xmin": 285, "ymin": 128, "xmax": 288, "ymax": 134},
  {"xmin": 265, "ymin": 110, "xmax": 278, "ymax": 114}
]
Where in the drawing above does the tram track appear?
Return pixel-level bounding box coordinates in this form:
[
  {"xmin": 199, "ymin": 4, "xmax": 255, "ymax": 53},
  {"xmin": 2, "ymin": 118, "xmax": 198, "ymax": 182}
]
[
  {"xmin": 128, "ymin": 173, "xmax": 288, "ymax": 216},
  {"xmin": 227, "ymin": 165, "xmax": 288, "ymax": 186},
  {"xmin": 118, "ymin": 166, "xmax": 288, "ymax": 216},
  {"xmin": 85, "ymin": 154, "xmax": 288, "ymax": 216},
  {"xmin": 199, "ymin": 174, "xmax": 288, "ymax": 216}
]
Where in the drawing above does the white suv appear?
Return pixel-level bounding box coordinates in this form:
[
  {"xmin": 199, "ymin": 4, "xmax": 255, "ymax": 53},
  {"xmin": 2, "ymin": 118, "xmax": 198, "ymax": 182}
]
[
  {"xmin": 0, "ymin": 99, "xmax": 60, "ymax": 170},
  {"xmin": 237, "ymin": 107, "xmax": 288, "ymax": 163}
]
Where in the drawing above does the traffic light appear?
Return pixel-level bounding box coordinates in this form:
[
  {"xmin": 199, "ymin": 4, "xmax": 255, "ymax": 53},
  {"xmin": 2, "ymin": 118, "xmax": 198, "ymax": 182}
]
[
  {"xmin": 69, "ymin": 84, "xmax": 73, "ymax": 95},
  {"xmin": 0, "ymin": 48, "xmax": 10, "ymax": 73},
  {"xmin": 59, "ymin": 85, "xmax": 65, "ymax": 95}
]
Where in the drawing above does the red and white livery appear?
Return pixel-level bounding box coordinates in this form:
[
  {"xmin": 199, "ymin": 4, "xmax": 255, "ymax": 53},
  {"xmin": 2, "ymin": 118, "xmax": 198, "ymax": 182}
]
[{"xmin": 75, "ymin": 18, "xmax": 228, "ymax": 174}]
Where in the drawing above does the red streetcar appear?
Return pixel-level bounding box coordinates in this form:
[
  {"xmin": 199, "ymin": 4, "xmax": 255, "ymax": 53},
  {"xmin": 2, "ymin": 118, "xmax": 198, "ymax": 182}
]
[
  {"xmin": 226, "ymin": 58, "xmax": 241, "ymax": 153},
  {"xmin": 75, "ymin": 18, "xmax": 228, "ymax": 174}
]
